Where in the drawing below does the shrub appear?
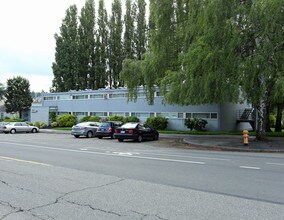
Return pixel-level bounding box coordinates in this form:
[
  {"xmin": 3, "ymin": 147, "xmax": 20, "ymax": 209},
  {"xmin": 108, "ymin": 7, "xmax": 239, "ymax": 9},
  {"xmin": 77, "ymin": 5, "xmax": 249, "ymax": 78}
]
[
  {"xmin": 108, "ymin": 116, "xmax": 124, "ymax": 122},
  {"xmin": 124, "ymin": 116, "xmax": 140, "ymax": 123},
  {"xmin": 269, "ymin": 114, "xmax": 276, "ymax": 128},
  {"xmin": 184, "ymin": 118, "xmax": 208, "ymax": 131},
  {"xmin": 40, "ymin": 122, "xmax": 47, "ymax": 128},
  {"xmin": 34, "ymin": 121, "xmax": 40, "ymax": 128},
  {"xmin": 56, "ymin": 114, "xmax": 77, "ymax": 127},
  {"xmin": 79, "ymin": 116, "xmax": 101, "ymax": 123},
  {"xmin": 51, "ymin": 122, "xmax": 58, "ymax": 127},
  {"xmin": 145, "ymin": 116, "xmax": 168, "ymax": 130},
  {"xmin": 184, "ymin": 118, "xmax": 195, "ymax": 131}
]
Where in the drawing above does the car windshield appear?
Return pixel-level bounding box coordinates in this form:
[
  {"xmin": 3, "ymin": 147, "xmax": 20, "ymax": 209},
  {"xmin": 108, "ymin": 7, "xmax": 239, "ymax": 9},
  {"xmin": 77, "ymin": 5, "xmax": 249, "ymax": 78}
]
[{"xmin": 121, "ymin": 123, "xmax": 138, "ymax": 129}]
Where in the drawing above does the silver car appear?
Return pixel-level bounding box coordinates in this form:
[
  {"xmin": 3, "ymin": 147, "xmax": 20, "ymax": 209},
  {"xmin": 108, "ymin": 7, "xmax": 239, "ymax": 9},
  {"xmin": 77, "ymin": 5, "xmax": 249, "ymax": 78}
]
[
  {"xmin": 0, "ymin": 122, "xmax": 9, "ymax": 133},
  {"xmin": 71, "ymin": 122, "xmax": 101, "ymax": 138},
  {"xmin": 3, "ymin": 122, "xmax": 39, "ymax": 134}
]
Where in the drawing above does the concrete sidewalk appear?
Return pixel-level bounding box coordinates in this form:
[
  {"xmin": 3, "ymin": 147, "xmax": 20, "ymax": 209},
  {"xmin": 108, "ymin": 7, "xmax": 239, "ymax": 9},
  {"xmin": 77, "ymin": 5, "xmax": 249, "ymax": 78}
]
[{"xmin": 182, "ymin": 134, "xmax": 284, "ymax": 152}]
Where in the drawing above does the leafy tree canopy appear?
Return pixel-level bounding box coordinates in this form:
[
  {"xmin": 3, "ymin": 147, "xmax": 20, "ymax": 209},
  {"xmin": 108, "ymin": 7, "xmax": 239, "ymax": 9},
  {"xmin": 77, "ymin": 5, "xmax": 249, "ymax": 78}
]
[{"xmin": 4, "ymin": 76, "xmax": 33, "ymax": 118}]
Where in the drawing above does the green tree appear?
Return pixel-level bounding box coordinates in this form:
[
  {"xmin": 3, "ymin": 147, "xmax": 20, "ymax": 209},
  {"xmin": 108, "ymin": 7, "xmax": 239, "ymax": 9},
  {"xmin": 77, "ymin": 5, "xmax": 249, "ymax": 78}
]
[
  {"xmin": 4, "ymin": 76, "xmax": 33, "ymax": 118},
  {"xmin": 0, "ymin": 82, "xmax": 5, "ymax": 100},
  {"xmin": 52, "ymin": 5, "xmax": 79, "ymax": 92},
  {"xmin": 123, "ymin": 0, "xmax": 135, "ymax": 59},
  {"xmin": 108, "ymin": 0, "xmax": 123, "ymax": 88},
  {"xmin": 77, "ymin": 0, "xmax": 96, "ymax": 90},
  {"xmin": 238, "ymin": 0, "xmax": 284, "ymax": 139},
  {"xmin": 162, "ymin": 0, "xmax": 240, "ymax": 105},
  {"xmin": 95, "ymin": 0, "xmax": 109, "ymax": 89},
  {"xmin": 135, "ymin": 0, "xmax": 147, "ymax": 60}
]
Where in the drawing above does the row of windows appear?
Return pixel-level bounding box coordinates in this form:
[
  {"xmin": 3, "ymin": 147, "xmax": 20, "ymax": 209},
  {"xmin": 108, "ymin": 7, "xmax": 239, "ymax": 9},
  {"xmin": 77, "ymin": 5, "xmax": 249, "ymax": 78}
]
[
  {"xmin": 57, "ymin": 112, "xmax": 218, "ymax": 119},
  {"xmin": 43, "ymin": 92, "xmax": 160, "ymax": 101}
]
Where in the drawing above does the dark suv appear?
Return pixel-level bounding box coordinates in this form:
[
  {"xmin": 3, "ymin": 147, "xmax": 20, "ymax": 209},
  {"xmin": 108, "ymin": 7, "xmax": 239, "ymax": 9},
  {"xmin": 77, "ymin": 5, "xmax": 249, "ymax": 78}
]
[{"xmin": 95, "ymin": 121, "xmax": 123, "ymax": 139}]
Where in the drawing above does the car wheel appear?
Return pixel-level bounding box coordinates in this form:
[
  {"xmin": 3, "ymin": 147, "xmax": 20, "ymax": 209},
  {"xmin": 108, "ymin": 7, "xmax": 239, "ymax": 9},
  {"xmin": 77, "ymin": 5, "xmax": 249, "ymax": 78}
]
[
  {"xmin": 31, "ymin": 128, "xmax": 37, "ymax": 133},
  {"xmin": 74, "ymin": 135, "xmax": 80, "ymax": 138},
  {"xmin": 86, "ymin": 131, "xmax": 93, "ymax": 138},
  {"xmin": 10, "ymin": 129, "xmax": 16, "ymax": 134},
  {"xmin": 137, "ymin": 135, "xmax": 142, "ymax": 143},
  {"xmin": 118, "ymin": 139, "xmax": 123, "ymax": 142},
  {"xmin": 98, "ymin": 136, "xmax": 103, "ymax": 139}
]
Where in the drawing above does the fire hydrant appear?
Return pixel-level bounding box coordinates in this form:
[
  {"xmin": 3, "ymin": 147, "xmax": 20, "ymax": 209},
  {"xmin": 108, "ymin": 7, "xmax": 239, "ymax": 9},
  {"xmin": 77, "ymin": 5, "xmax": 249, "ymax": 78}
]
[{"xmin": 243, "ymin": 130, "xmax": 249, "ymax": 145}]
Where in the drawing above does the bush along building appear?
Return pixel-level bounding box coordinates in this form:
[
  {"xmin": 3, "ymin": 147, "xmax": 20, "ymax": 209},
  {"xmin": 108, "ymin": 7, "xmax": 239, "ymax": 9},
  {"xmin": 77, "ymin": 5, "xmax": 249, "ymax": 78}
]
[{"xmin": 28, "ymin": 87, "xmax": 254, "ymax": 131}]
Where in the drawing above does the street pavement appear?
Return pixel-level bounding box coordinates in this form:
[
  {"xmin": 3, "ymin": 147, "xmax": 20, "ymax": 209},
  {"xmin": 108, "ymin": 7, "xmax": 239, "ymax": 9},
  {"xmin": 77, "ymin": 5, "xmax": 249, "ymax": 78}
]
[{"xmin": 41, "ymin": 129, "xmax": 284, "ymax": 153}]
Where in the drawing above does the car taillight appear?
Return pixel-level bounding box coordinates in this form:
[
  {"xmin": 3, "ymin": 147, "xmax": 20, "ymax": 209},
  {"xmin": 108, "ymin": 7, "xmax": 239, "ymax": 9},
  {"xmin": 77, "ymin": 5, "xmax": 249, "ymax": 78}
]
[
  {"xmin": 114, "ymin": 129, "xmax": 118, "ymax": 133},
  {"xmin": 108, "ymin": 127, "xmax": 112, "ymax": 132},
  {"xmin": 128, "ymin": 129, "xmax": 134, "ymax": 134}
]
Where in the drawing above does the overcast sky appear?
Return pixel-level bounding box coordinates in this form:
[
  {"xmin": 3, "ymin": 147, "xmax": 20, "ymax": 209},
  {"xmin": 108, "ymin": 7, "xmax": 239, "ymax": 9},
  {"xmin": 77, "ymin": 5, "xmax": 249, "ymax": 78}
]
[{"xmin": 0, "ymin": 0, "xmax": 115, "ymax": 92}]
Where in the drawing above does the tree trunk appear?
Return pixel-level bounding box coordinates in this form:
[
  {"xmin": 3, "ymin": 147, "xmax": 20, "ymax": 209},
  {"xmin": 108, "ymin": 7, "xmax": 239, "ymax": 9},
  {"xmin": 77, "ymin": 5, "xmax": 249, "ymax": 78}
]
[
  {"xmin": 255, "ymin": 95, "xmax": 268, "ymax": 141},
  {"xmin": 265, "ymin": 102, "xmax": 271, "ymax": 132},
  {"xmin": 275, "ymin": 104, "xmax": 283, "ymax": 132}
]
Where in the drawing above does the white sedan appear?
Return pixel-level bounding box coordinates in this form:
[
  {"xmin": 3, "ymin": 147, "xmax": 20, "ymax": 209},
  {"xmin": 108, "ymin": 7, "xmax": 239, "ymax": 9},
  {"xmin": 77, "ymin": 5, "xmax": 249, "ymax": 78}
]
[{"xmin": 3, "ymin": 122, "xmax": 39, "ymax": 134}]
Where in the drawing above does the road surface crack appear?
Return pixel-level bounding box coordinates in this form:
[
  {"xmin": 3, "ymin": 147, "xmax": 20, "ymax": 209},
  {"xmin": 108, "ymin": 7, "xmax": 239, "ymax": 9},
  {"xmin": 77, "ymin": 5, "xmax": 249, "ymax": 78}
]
[
  {"xmin": 27, "ymin": 178, "xmax": 124, "ymax": 214},
  {"xmin": 0, "ymin": 200, "xmax": 24, "ymax": 220},
  {"xmin": 66, "ymin": 200, "xmax": 123, "ymax": 217},
  {"xmin": 0, "ymin": 179, "xmax": 34, "ymax": 194},
  {"xmin": 131, "ymin": 210, "xmax": 168, "ymax": 220}
]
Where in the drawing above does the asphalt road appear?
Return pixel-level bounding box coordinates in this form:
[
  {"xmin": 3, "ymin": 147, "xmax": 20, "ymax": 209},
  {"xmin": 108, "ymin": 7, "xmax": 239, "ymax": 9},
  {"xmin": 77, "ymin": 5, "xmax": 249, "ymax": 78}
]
[{"xmin": 0, "ymin": 133, "xmax": 283, "ymax": 219}]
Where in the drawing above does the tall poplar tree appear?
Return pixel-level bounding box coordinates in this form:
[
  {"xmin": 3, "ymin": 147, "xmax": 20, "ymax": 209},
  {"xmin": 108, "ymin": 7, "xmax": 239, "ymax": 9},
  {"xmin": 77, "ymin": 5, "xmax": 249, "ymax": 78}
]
[
  {"xmin": 77, "ymin": 0, "xmax": 96, "ymax": 89},
  {"xmin": 135, "ymin": 0, "xmax": 147, "ymax": 60},
  {"xmin": 108, "ymin": 0, "xmax": 123, "ymax": 88},
  {"xmin": 95, "ymin": 0, "xmax": 109, "ymax": 89},
  {"xmin": 123, "ymin": 0, "xmax": 135, "ymax": 59},
  {"xmin": 52, "ymin": 5, "xmax": 79, "ymax": 92}
]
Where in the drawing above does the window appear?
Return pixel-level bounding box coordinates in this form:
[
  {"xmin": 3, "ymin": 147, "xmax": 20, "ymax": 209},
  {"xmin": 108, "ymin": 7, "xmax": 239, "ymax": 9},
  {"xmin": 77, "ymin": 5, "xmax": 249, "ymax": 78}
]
[
  {"xmin": 178, "ymin": 113, "xmax": 184, "ymax": 118},
  {"xmin": 131, "ymin": 112, "xmax": 151, "ymax": 118},
  {"xmin": 58, "ymin": 112, "xmax": 68, "ymax": 115},
  {"xmin": 74, "ymin": 112, "xmax": 88, "ymax": 116},
  {"xmin": 90, "ymin": 94, "xmax": 104, "ymax": 99},
  {"xmin": 72, "ymin": 95, "xmax": 88, "ymax": 100},
  {"xmin": 109, "ymin": 93, "xmax": 127, "ymax": 98},
  {"xmin": 58, "ymin": 95, "xmax": 70, "ymax": 100},
  {"xmin": 90, "ymin": 112, "xmax": 108, "ymax": 117},
  {"xmin": 159, "ymin": 112, "xmax": 178, "ymax": 118},
  {"xmin": 43, "ymin": 96, "xmax": 56, "ymax": 100},
  {"xmin": 211, "ymin": 113, "xmax": 218, "ymax": 119},
  {"xmin": 193, "ymin": 113, "xmax": 210, "ymax": 119},
  {"xmin": 185, "ymin": 113, "xmax": 192, "ymax": 118},
  {"xmin": 109, "ymin": 112, "xmax": 125, "ymax": 116}
]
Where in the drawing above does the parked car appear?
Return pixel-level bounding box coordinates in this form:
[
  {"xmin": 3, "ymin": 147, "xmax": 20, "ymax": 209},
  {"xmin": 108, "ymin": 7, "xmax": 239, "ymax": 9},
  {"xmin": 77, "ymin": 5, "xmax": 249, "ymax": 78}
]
[
  {"xmin": 3, "ymin": 122, "xmax": 39, "ymax": 134},
  {"xmin": 114, "ymin": 122, "xmax": 159, "ymax": 142},
  {"xmin": 0, "ymin": 122, "xmax": 9, "ymax": 133},
  {"xmin": 95, "ymin": 121, "xmax": 123, "ymax": 139},
  {"xmin": 71, "ymin": 122, "xmax": 101, "ymax": 138}
]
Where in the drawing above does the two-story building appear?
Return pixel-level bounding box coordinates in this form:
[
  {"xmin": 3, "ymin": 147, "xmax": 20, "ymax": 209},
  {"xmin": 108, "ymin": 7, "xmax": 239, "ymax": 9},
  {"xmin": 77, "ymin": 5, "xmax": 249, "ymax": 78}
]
[{"xmin": 28, "ymin": 87, "xmax": 254, "ymax": 131}]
